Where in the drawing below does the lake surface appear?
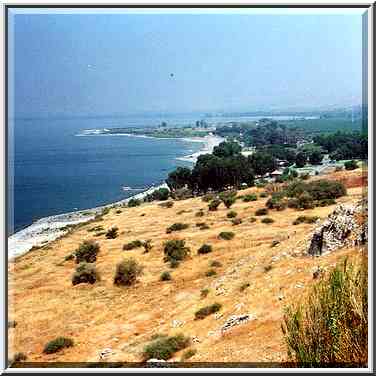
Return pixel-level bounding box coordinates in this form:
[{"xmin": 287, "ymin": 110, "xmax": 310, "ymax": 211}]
[{"xmin": 8, "ymin": 113, "xmax": 316, "ymax": 234}]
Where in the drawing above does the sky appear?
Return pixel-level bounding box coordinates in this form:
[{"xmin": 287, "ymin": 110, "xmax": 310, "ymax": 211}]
[{"xmin": 9, "ymin": 8, "xmax": 365, "ymax": 117}]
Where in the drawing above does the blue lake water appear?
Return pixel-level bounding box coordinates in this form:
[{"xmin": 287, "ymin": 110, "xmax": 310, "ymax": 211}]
[{"xmin": 8, "ymin": 115, "xmax": 205, "ymax": 234}]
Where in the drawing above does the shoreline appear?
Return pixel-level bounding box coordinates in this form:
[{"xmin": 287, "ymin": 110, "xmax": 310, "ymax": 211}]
[{"xmin": 8, "ymin": 134, "xmax": 224, "ymax": 260}]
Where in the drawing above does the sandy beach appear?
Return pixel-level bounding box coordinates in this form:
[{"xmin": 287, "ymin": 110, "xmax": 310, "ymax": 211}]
[{"xmin": 8, "ymin": 134, "xmax": 224, "ymax": 259}]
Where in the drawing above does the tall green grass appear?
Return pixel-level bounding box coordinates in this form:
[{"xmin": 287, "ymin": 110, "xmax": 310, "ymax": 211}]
[{"xmin": 282, "ymin": 257, "xmax": 367, "ymax": 367}]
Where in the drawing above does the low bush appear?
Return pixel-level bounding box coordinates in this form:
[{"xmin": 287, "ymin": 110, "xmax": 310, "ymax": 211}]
[
  {"xmin": 128, "ymin": 198, "xmax": 141, "ymax": 207},
  {"xmin": 210, "ymin": 260, "xmax": 222, "ymax": 268},
  {"xmin": 250, "ymin": 217, "xmax": 257, "ymax": 223},
  {"xmin": 242, "ymin": 194, "xmax": 257, "ymax": 202},
  {"xmin": 72, "ymin": 262, "xmax": 100, "ymax": 285},
  {"xmin": 202, "ymin": 193, "xmax": 215, "ymax": 202},
  {"xmin": 116, "ymin": 209, "xmax": 122, "ymax": 214},
  {"xmin": 166, "ymin": 223, "xmax": 189, "ymax": 234},
  {"xmin": 255, "ymin": 208, "xmax": 268, "ymax": 216},
  {"xmin": 259, "ymin": 192, "xmax": 268, "ymax": 198},
  {"xmin": 123, "ymin": 240, "xmax": 143, "ymax": 250},
  {"xmin": 218, "ymin": 231, "xmax": 235, "ymax": 240},
  {"xmin": 195, "ymin": 303, "xmax": 222, "ymax": 320},
  {"xmin": 43, "ymin": 337, "xmax": 74, "ymax": 354},
  {"xmin": 266, "ymin": 193, "xmax": 288, "ymax": 211},
  {"xmin": 318, "ymin": 198, "xmax": 336, "ymax": 207},
  {"xmin": 222, "ymin": 196, "xmax": 236, "ymax": 209},
  {"xmin": 208, "ymin": 199, "xmax": 221, "ymax": 211},
  {"xmin": 114, "ymin": 258, "xmax": 143, "ymax": 286},
  {"xmin": 64, "ymin": 253, "xmax": 75, "ymax": 261},
  {"xmin": 200, "ymin": 288, "xmax": 210, "ymax": 298},
  {"xmin": 170, "ymin": 259, "xmax": 180, "ymax": 268},
  {"xmin": 159, "ymin": 201, "xmax": 174, "ymax": 208},
  {"xmin": 195, "ymin": 209, "xmax": 205, "ymax": 217},
  {"xmin": 205, "ymin": 269, "xmax": 217, "ymax": 277},
  {"xmin": 171, "ymin": 187, "xmax": 192, "ymax": 201},
  {"xmin": 261, "ymin": 217, "xmax": 274, "ymax": 224},
  {"xmin": 282, "ymin": 258, "xmax": 367, "ymax": 366},
  {"xmin": 75, "ymin": 240, "xmax": 100, "ymax": 263},
  {"xmin": 160, "ymin": 271, "xmax": 172, "ymax": 281},
  {"xmin": 232, "ymin": 218, "xmax": 242, "ymax": 226},
  {"xmin": 264, "ymin": 264, "xmax": 273, "ymax": 272},
  {"xmin": 142, "ymin": 239, "xmax": 153, "ymax": 253},
  {"xmin": 181, "ymin": 348, "xmax": 197, "ymax": 361},
  {"xmin": 144, "ymin": 188, "xmax": 170, "ymax": 202},
  {"xmin": 143, "ymin": 334, "xmax": 190, "ymax": 361},
  {"xmin": 227, "ymin": 210, "xmax": 237, "ymax": 218},
  {"xmin": 12, "ymin": 352, "xmax": 27, "ymax": 362},
  {"xmin": 106, "ymin": 226, "xmax": 119, "ymax": 239},
  {"xmin": 197, "ymin": 222, "xmax": 210, "ymax": 230},
  {"xmin": 240, "ymin": 282, "xmax": 250, "ymax": 292},
  {"xmin": 197, "ymin": 244, "xmax": 213, "ymax": 255},
  {"xmin": 87, "ymin": 225, "xmax": 104, "ymax": 232},
  {"xmin": 293, "ymin": 216, "xmax": 319, "ymax": 225},
  {"xmin": 344, "ymin": 160, "xmax": 358, "ymax": 170},
  {"xmin": 300, "ymin": 173, "xmax": 310, "ymax": 180},
  {"xmin": 163, "ymin": 239, "xmax": 190, "ymax": 265}
]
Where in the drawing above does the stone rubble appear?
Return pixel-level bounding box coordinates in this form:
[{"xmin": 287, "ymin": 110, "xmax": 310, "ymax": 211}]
[
  {"xmin": 307, "ymin": 200, "xmax": 367, "ymax": 256},
  {"xmin": 221, "ymin": 313, "xmax": 256, "ymax": 332}
]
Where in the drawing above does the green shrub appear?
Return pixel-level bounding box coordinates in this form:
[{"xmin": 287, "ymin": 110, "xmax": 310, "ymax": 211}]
[
  {"xmin": 170, "ymin": 259, "xmax": 180, "ymax": 268},
  {"xmin": 195, "ymin": 209, "xmax": 205, "ymax": 217},
  {"xmin": 163, "ymin": 239, "xmax": 190, "ymax": 265},
  {"xmin": 250, "ymin": 217, "xmax": 257, "ymax": 223},
  {"xmin": 227, "ymin": 211, "xmax": 237, "ymax": 218},
  {"xmin": 300, "ymin": 173, "xmax": 310, "ymax": 180},
  {"xmin": 232, "ymin": 218, "xmax": 242, "ymax": 226},
  {"xmin": 242, "ymin": 194, "xmax": 257, "ymax": 202},
  {"xmin": 296, "ymin": 192, "xmax": 315, "ymax": 209},
  {"xmin": 318, "ymin": 198, "xmax": 336, "ymax": 207},
  {"xmin": 195, "ymin": 303, "xmax": 222, "ymax": 320},
  {"xmin": 196, "ymin": 222, "xmax": 210, "ymax": 230},
  {"xmin": 255, "ymin": 208, "xmax": 268, "ymax": 216},
  {"xmin": 293, "ymin": 216, "xmax": 319, "ymax": 225},
  {"xmin": 240, "ymin": 282, "xmax": 250, "ymax": 292},
  {"xmin": 64, "ymin": 253, "xmax": 75, "ymax": 261},
  {"xmin": 266, "ymin": 193, "xmax": 288, "ymax": 211},
  {"xmin": 205, "ymin": 269, "xmax": 217, "ymax": 277},
  {"xmin": 222, "ymin": 196, "xmax": 236, "ymax": 209},
  {"xmin": 12, "ymin": 352, "xmax": 27, "ymax": 362},
  {"xmin": 261, "ymin": 217, "xmax": 274, "ymax": 224},
  {"xmin": 142, "ymin": 240, "xmax": 153, "ymax": 253},
  {"xmin": 116, "ymin": 209, "xmax": 122, "ymax": 214},
  {"xmin": 202, "ymin": 193, "xmax": 215, "ymax": 202},
  {"xmin": 200, "ymin": 288, "xmax": 210, "ymax": 298},
  {"xmin": 123, "ymin": 240, "xmax": 143, "ymax": 250},
  {"xmin": 72, "ymin": 262, "xmax": 100, "ymax": 285},
  {"xmin": 106, "ymin": 226, "xmax": 119, "ymax": 239},
  {"xmin": 87, "ymin": 225, "xmax": 104, "ymax": 232},
  {"xmin": 210, "ymin": 260, "xmax": 222, "ymax": 268},
  {"xmin": 197, "ymin": 244, "xmax": 213, "ymax": 255},
  {"xmin": 181, "ymin": 348, "xmax": 197, "ymax": 361},
  {"xmin": 259, "ymin": 192, "xmax": 268, "ymax": 198},
  {"xmin": 75, "ymin": 240, "xmax": 100, "ymax": 263},
  {"xmin": 282, "ymin": 258, "xmax": 367, "ymax": 366},
  {"xmin": 166, "ymin": 223, "xmax": 189, "ymax": 234},
  {"xmin": 159, "ymin": 201, "xmax": 174, "ymax": 208},
  {"xmin": 264, "ymin": 264, "xmax": 273, "ymax": 272},
  {"xmin": 43, "ymin": 337, "xmax": 74, "ymax": 354},
  {"xmin": 171, "ymin": 187, "xmax": 193, "ymax": 201},
  {"xmin": 344, "ymin": 160, "xmax": 358, "ymax": 170},
  {"xmin": 218, "ymin": 231, "xmax": 235, "ymax": 240},
  {"xmin": 143, "ymin": 334, "xmax": 190, "ymax": 361},
  {"xmin": 149, "ymin": 187, "xmax": 170, "ymax": 201},
  {"xmin": 208, "ymin": 199, "xmax": 221, "ymax": 211},
  {"xmin": 114, "ymin": 258, "xmax": 143, "ymax": 286},
  {"xmin": 128, "ymin": 198, "xmax": 141, "ymax": 207},
  {"xmin": 160, "ymin": 271, "xmax": 172, "ymax": 281},
  {"xmin": 101, "ymin": 207, "xmax": 110, "ymax": 216}
]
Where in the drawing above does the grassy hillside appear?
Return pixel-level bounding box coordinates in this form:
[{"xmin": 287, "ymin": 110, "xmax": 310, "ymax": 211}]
[{"xmin": 8, "ymin": 169, "xmax": 367, "ymax": 365}]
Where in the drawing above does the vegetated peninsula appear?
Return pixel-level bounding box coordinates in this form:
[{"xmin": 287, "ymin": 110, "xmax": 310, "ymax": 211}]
[{"xmin": 9, "ymin": 124, "xmax": 368, "ymax": 366}]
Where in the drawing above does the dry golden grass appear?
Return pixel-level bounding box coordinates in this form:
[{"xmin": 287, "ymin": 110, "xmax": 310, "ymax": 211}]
[{"xmin": 8, "ymin": 170, "xmax": 366, "ymax": 364}]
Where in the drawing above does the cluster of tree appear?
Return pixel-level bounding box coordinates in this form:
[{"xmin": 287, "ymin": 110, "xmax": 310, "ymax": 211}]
[
  {"xmin": 166, "ymin": 141, "xmax": 280, "ymax": 193},
  {"xmin": 242, "ymin": 120, "xmax": 304, "ymax": 147},
  {"xmin": 195, "ymin": 120, "xmax": 209, "ymax": 128},
  {"xmin": 313, "ymin": 131, "xmax": 367, "ymax": 161}
]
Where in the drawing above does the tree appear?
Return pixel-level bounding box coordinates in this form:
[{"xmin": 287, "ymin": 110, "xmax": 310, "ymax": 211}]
[
  {"xmin": 248, "ymin": 152, "xmax": 277, "ymax": 176},
  {"xmin": 309, "ymin": 150, "xmax": 324, "ymax": 165},
  {"xmin": 344, "ymin": 160, "xmax": 358, "ymax": 170},
  {"xmin": 212, "ymin": 141, "xmax": 241, "ymax": 158},
  {"xmin": 166, "ymin": 167, "xmax": 192, "ymax": 191},
  {"xmin": 295, "ymin": 152, "xmax": 307, "ymax": 168}
]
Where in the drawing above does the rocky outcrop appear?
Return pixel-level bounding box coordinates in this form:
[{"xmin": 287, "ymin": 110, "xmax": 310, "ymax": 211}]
[{"xmin": 307, "ymin": 199, "xmax": 368, "ymax": 256}]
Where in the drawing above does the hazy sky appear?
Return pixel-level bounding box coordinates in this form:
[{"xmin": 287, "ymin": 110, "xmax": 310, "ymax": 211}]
[{"xmin": 9, "ymin": 9, "xmax": 365, "ymax": 117}]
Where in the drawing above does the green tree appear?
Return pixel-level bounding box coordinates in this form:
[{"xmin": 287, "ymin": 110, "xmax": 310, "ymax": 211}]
[
  {"xmin": 295, "ymin": 152, "xmax": 307, "ymax": 168},
  {"xmin": 248, "ymin": 152, "xmax": 277, "ymax": 176},
  {"xmin": 166, "ymin": 167, "xmax": 192, "ymax": 191},
  {"xmin": 212, "ymin": 141, "xmax": 241, "ymax": 158}
]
